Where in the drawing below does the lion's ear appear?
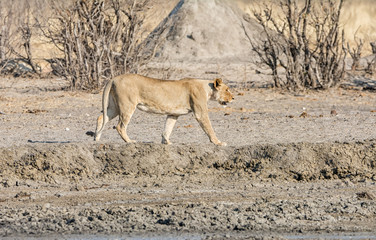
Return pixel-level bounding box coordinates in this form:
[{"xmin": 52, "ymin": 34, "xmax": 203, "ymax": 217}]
[{"xmin": 214, "ymin": 78, "xmax": 223, "ymax": 89}]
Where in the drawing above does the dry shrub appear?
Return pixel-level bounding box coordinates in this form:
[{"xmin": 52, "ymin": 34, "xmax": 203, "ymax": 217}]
[
  {"xmin": 366, "ymin": 41, "xmax": 376, "ymax": 77},
  {"xmin": 0, "ymin": 3, "xmax": 12, "ymax": 72},
  {"xmin": 40, "ymin": 0, "xmax": 152, "ymax": 90},
  {"xmin": 0, "ymin": 0, "xmax": 43, "ymax": 76},
  {"xmin": 247, "ymin": 0, "xmax": 347, "ymax": 91},
  {"xmin": 347, "ymin": 35, "xmax": 363, "ymax": 72}
]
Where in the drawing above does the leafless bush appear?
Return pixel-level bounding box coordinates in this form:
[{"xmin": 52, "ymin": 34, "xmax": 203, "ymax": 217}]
[
  {"xmin": 370, "ymin": 41, "xmax": 376, "ymax": 55},
  {"xmin": 366, "ymin": 59, "xmax": 376, "ymax": 77},
  {"xmin": 247, "ymin": 0, "xmax": 347, "ymax": 90},
  {"xmin": 0, "ymin": 4, "xmax": 13, "ymax": 73},
  {"xmin": 40, "ymin": 0, "xmax": 151, "ymax": 90},
  {"xmin": 12, "ymin": 4, "xmax": 40, "ymax": 75},
  {"xmin": 366, "ymin": 41, "xmax": 376, "ymax": 77},
  {"xmin": 347, "ymin": 37, "xmax": 363, "ymax": 72},
  {"xmin": 0, "ymin": 0, "xmax": 45, "ymax": 76}
]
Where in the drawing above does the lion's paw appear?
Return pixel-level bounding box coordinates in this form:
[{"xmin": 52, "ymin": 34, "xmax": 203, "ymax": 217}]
[{"xmin": 216, "ymin": 141, "xmax": 227, "ymax": 146}]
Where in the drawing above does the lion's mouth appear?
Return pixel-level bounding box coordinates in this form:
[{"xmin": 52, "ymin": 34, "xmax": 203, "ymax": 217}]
[{"xmin": 220, "ymin": 101, "xmax": 228, "ymax": 106}]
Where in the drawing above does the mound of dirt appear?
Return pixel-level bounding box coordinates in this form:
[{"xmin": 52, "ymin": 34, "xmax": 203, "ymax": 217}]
[
  {"xmin": 145, "ymin": 0, "xmax": 261, "ymax": 62},
  {"xmin": 142, "ymin": 0, "xmax": 265, "ymax": 83},
  {"xmin": 1, "ymin": 141, "xmax": 375, "ymax": 185}
]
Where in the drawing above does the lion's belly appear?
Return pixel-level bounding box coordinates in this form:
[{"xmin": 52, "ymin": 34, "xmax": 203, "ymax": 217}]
[{"xmin": 137, "ymin": 103, "xmax": 191, "ymax": 115}]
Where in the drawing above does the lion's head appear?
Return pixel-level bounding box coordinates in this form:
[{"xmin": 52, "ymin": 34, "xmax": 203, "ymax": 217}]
[{"xmin": 213, "ymin": 78, "xmax": 234, "ymax": 105}]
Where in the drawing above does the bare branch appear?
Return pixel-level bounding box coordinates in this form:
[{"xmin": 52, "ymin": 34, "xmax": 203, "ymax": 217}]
[
  {"xmin": 39, "ymin": 0, "xmax": 152, "ymax": 90},
  {"xmin": 249, "ymin": 0, "xmax": 346, "ymax": 90}
]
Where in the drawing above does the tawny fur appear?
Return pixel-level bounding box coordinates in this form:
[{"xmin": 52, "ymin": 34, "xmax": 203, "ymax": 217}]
[{"xmin": 94, "ymin": 74, "xmax": 233, "ymax": 146}]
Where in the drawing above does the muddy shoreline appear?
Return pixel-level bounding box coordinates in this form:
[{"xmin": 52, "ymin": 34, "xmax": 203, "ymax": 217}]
[{"xmin": 1, "ymin": 142, "xmax": 376, "ymax": 238}]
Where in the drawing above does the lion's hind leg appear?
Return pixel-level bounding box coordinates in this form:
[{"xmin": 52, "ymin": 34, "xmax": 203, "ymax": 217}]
[
  {"xmin": 94, "ymin": 96, "xmax": 118, "ymax": 141},
  {"xmin": 116, "ymin": 105, "xmax": 136, "ymax": 143}
]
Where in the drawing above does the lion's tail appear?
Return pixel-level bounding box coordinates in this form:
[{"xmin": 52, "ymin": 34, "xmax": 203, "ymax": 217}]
[
  {"xmin": 94, "ymin": 79, "xmax": 113, "ymax": 141},
  {"xmin": 102, "ymin": 79, "xmax": 113, "ymax": 123}
]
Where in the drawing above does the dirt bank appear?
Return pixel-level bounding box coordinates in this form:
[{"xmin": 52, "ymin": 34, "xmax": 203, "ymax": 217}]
[
  {"xmin": 1, "ymin": 141, "xmax": 376, "ymax": 183},
  {"xmin": 1, "ymin": 142, "xmax": 375, "ymax": 238}
]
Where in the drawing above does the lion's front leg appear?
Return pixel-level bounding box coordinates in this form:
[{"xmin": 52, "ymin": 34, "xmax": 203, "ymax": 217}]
[
  {"xmin": 162, "ymin": 115, "xmax": 178, "ymax": 144},
  {"xmin": 192, "ymin": 104, "xmax": 226, "ymax": 146}
]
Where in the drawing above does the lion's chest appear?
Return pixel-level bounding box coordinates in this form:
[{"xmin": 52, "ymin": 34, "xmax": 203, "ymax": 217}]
[{"xmin": 137, "ymin": 103, "xmax": 191, "ymax": 115}]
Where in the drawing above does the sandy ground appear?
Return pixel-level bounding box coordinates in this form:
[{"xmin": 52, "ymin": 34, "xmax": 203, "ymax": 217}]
[
  {"xmin": 0, "ymin": 76, "xmax": 376, "ymax": 239},
  {"xmin": 1, "ymin": 76, "xmax": 376, "ymax": 147}
]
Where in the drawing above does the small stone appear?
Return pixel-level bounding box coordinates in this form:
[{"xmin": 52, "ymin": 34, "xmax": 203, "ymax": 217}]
[
  {"xmin": 42, "ymin": 203, "xmax": 51, "ymax": 211},
  {"xmin": 330, "ymin": 109, "xmax": 338, "ymax": 116},
  {"xmin": 299, "ymin": 111, "xmax": 309, "ymax": 118},
  {"xmin": 70, "ymin": 185, "xmax": 85, "ymax": 191}
]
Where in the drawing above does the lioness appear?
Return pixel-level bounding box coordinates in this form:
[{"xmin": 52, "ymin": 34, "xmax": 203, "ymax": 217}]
[{"xmin": 94, "ymin": 74, "xmax": 233, "ymax": 146}]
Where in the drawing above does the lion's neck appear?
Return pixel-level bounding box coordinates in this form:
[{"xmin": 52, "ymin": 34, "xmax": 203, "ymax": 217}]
[{"xmin": 207, "ymin": 82, "xmax": 216, "ymax": 101}]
